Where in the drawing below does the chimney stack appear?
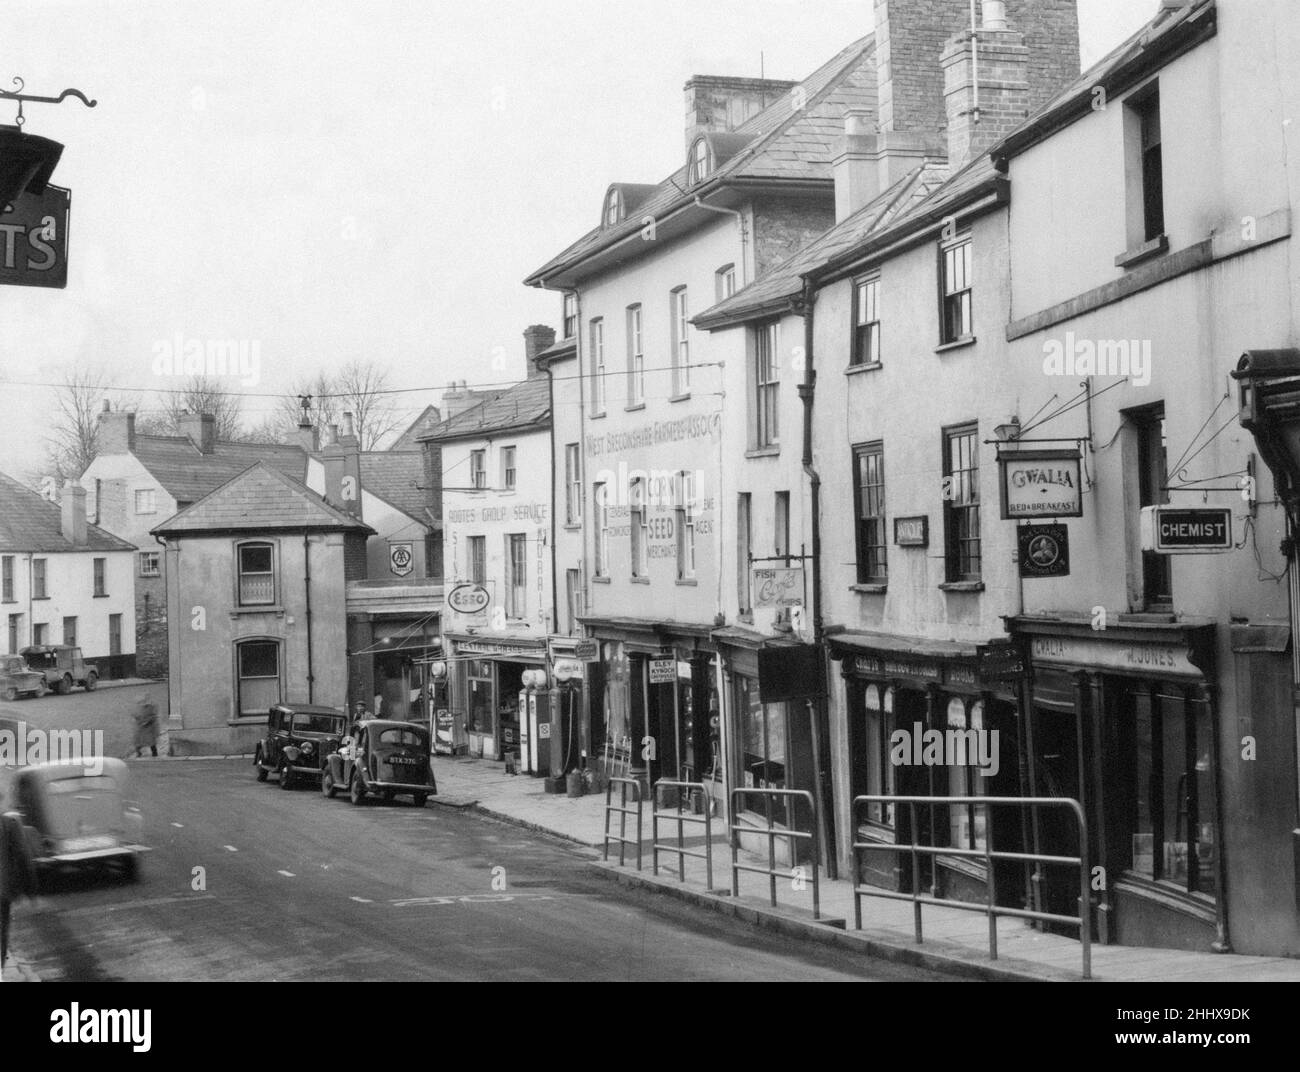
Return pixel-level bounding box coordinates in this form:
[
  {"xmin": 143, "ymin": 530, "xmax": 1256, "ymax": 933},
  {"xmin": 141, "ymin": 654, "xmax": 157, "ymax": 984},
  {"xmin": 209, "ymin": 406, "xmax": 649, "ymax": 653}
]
[
  {"xmin": 97, "ymin": 406, "xmax": 136, "ymax": 455},
  {"xmin": 296, "ymin": 414, "xmax": 317, "ymax": 453},
  {"xmin": 61, "ymin": 480, "xmax": 87, "ymax": 546},
  {"xmin": 832, "ymin": 109, "xmax": 882, "ymax": 222},
  {"xmin": 523, "ymin": 324, "xmax": 557, "ymax": 379},
  {"xmin": 942, "ymin": 5, "xmax": 1029, "ymax": 168},
  {"xmin": 323, "ymin": 411, "xmax": 363, "ymax": 519},
  {"xmin": 684, "ymin": 75, "xmax": 799, "ymax": 151},
  {"xmin": 179, "ymin": 412, "xmax": 217, "ymax": 454}
]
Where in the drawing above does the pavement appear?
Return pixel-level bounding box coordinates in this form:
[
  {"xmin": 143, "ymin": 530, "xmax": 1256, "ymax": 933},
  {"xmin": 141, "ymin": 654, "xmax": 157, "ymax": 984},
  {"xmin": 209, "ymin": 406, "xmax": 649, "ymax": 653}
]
[{"xmin": 427, "ymin": 755, "xmax": 1300, "ymax": 983}]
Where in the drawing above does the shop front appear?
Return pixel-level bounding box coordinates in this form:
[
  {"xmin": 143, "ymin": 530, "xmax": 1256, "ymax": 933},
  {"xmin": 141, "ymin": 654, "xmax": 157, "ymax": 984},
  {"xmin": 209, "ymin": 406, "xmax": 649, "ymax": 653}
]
[
  {"xmin": 444, "ymin": 631, "xmax": 547, "ymax": 761},
  {"xmin": 829, "ymin": 632, "xmax": 1025, "ymax": 908},
  {"xmin": 1009, "ymin": 616, "xmax": 1225, "ymax": 951},
  {"xmin": 346, "ymin": 611, "xmax": 442, "ymax": 722}
]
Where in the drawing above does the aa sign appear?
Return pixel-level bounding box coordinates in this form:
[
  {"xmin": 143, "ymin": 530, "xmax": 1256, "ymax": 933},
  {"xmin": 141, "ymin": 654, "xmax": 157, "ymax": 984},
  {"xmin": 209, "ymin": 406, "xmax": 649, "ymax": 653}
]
[
  {"xmin": 0, "ymin": 184, "xmax": 70, "ymax": 289},
  {"xmin": 389, "ymin": 542, "xmax": 413, "ymax": 577}
]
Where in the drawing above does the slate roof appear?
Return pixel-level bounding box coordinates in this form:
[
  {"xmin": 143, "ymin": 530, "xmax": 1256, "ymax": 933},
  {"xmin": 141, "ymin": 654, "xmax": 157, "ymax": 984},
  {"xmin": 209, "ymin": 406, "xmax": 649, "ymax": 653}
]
[
  {"xmin": 357, "ymin": 451, "xmax": 428, "ymax": 520},
  {"xmin": 990, "ymin": 0, "xmax": 1215, "ymax": 166},
  {"xmin": 693, "ymin": 162, "xmax": 948, "ymax": 330},
  {"xmin": 391, "ymin": 405, "xmax": 443, "ymax": 449},
  {"xmin": 525, "ymin": 34, "xmax": 877, "ymax": 286},
  {"xmin": 0, "ymin": 472, "xmax": 137, "ymax": 553},
  {"xmin": 152, "ymin": 462, "xmax": 374, "ymax": 537},
  {"xmin": 131, "ymin": 434, "xmax": 308, "ymax": 506},
  {"xmin": 416, "ymin": 377, "xmax": 551, "ymax": 443}
]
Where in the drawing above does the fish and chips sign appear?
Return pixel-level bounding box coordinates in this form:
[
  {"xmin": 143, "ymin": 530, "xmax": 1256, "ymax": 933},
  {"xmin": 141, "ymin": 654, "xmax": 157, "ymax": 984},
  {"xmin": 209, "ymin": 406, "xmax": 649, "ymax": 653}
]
[
  {"xmin": 999, "ymin": 449, "xmax": 1083, "ymax": 520},
  {"xmin": 0, "ymin": 185, "xmax": 70, "ymax": 289}
]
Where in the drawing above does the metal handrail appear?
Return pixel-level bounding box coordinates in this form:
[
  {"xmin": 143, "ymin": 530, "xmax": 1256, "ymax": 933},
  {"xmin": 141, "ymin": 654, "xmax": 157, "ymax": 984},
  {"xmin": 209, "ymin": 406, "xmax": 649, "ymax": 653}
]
[
  {"xmin": 851, "ymin": 794, "xmax": 1092, "ymax": 979},
  {"xmin": 603, "ymin": 776, "xmax": 643, "ymax": 870},
  {"xmin": 652, "ymin": 779, "xmax": 714, "ymax": 890},
  {"xmin": 730, "ymin": 788, "xmax": 821, "ymax": 920}
]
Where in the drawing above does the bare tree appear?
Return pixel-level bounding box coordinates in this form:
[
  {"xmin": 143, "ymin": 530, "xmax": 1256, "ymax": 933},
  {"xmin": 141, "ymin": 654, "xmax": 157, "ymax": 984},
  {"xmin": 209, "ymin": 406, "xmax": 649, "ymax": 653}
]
[
  {"xmin": 336, "ymin": 359, "xmax": 401, "ymax": 450},
  {"xmin": 155, "ymin": 375, "xmax": 246, "ymax": 441},
  {"xmin": 41, "ymin": 365, "xmax": 120, "ymax": 483}
]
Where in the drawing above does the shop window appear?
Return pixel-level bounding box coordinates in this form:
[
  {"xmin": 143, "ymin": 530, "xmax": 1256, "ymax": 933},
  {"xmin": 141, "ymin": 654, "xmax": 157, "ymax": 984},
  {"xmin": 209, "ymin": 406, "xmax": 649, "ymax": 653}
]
[
  {"xmin": 466, "ymin": 659, "xmax": 495, "ymax": 737},
  {"xmin": 860, "ymin": 684, "xmax": 896, "ymax": 826},
  {"xmin": 737, "ymin": 674, "xmax": 786, "ymax": 791},
  {"xmin": 1128, "ymin": 687, "xmax": 1216, "ymax": 897},
  {"xmin": 946, "ymin": 697, "xmax": 988, "ymax": 851},
  {"xmin": 236, "ymin": 639, "xmax": 281, "ymax": 716}
]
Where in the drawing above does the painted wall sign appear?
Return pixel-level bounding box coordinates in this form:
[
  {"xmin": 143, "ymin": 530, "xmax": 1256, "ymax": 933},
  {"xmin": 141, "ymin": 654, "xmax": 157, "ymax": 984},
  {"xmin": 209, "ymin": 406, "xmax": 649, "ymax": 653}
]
[
  {"xmin": 389, "ymin": 542, "xmax": 413, "ymax": 577},
  {"xmin": 584, "ymin": 412, "xmax": 722, "ymax": 457},
  {"xmin": 1018, "ymin": 524, "xmax": 1070, "ymax": 578},
  {"xmin": 0, "ymin": 185, "xmax": 69, "ymax": 289},
  {"xmin": 977, "ymin": 641, "xmax": 1027, "ymax": 681},
  {"xmin": 447, "ymin": 583, "xmax": 491, "ymax": 614},
  {"xmin": 456, "ymin": 638, "xmax": 544, "ymax": 658},
  {"xmin": 893, "ymin": 516, "xmax": 929, "ymax": 547},
  {"xmin": 999, "ymin": 450, "xmax": 1083, "ymax": 519},
  {"xmin": 1028, "ymin": 635, "xmax": 1201, "ymax": 679},
  {"xmin": 752, "ymin": 566, "xmax": 804, "ymax": 608},
  {"xmin": 1141, "ymin": 506, "xmax": 1232, "ymax": 554},
  {"xmin": 649, "ymin": 658, "xmax": 676, "ymax": 684}
]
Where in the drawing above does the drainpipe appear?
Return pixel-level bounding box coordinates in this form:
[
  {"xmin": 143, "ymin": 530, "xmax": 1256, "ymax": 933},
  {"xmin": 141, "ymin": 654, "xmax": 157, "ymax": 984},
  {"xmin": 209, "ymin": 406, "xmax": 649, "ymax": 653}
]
[
  {"xmin": 304, "ymin": 534, "xmax": 314, "ymax": 703},
  {"xmin": 694, "ymin": 197, "xmax": 750, "ymax": 286},
  {"xmin": 797, "ymin": 276, "xmax": 836, "ymax": 880},
  {"xmin": 542, "ymin": 356, "xmax": 561, "ymax": 636}
]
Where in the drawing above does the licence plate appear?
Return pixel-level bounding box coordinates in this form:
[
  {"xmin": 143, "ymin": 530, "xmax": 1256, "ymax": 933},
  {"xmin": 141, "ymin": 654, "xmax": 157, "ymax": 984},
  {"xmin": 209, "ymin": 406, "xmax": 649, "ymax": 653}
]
[{"xmin": 62, "ymin": 835, "xmax": 116, "ymax": 853}]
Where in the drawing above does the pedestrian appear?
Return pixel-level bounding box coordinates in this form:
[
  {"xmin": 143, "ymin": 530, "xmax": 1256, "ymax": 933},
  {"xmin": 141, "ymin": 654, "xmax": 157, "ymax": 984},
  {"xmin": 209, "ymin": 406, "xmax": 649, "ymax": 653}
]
[
  {"xmin": 133, "ymin": 695, "xmax": 159, "ymax": 759},
  {"xmin": 0, "ymin": 790, "xmax": 37, "ymax": 977}
]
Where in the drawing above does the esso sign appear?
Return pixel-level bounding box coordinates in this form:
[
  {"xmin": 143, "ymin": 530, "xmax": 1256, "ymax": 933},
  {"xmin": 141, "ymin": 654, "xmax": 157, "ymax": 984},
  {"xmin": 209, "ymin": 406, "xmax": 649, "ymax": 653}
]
[{"xmin": 447, "ymin": 584, "xmax": 490, "ymax": 614}]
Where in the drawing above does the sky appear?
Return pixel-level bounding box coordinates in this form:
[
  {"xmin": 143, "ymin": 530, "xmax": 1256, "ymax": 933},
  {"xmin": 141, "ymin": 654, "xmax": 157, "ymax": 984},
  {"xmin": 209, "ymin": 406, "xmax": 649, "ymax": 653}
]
[{"xmin": 0, "ymin": 0, "xmax": 1159, "ymax": 478}]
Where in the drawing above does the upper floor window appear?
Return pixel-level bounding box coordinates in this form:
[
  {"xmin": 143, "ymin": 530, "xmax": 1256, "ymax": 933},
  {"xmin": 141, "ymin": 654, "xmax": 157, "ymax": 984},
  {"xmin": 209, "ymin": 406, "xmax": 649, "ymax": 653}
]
[
  {"xmin": 590, "ymin": 318, "xmax": 607, "ymax": 416},
  {"xmin": 501, "ymin": 446, "xmax": 517, "ymax": 491},
  {"xmin": 853, "ymin": 443, "xmax": 887, "ymax": 584},
  {"xmin": 505, "ymin": 533, "xmax": 527, "ymax": 618},
  {"xmin": 670, "ymin": 286, "xmax": 690, "ymax": 395},
  {"xmin": 626, "ymin": 304, "xmax": 644, "ymax": 406},
  {"xmin": 736, "ymin": 493, "xmax": 752, "ymax": 615},
  {"xmin": 139, "ymin": 551, "xmax": 160, "ymax": 577},
  {"xmin": 942, "ymin": 425, "xmax": 980, "ymax": 583},
  {"xmin": 716, "ymin": 264, "xmax": 737, "ymax": 302},
  {"xmin": 754, "ymin": 320, "xmax": 780, "ymax": 448},
  {"xmin": 564, "ymin": 443, "xmax": 581, "ymax": 525},
  {"xmin": 1130, "ymin": 403, "xmax": 1171, "ymax": 610},
  {"xmin": 593, "ymin": 482, "xmax": 610, "ymax": 578},
  {"xmin": 603, "ymin": 187, "xmax": 624, "ymax": 227},
  {"xmin": 688, "ymin": 137, "xmax": 713, "ymax": 185},
  {"xmin": 774, "ymin": 490, "xmax": 790, "ymax": 561},
  {"xmin": 469, "ymin": 449, "xmax": 486, "ymax": 490},
  {"xmin": 134, "ymin": 488, "xmax": 157, "ymax": 515},
  {"xmin": 467, "ymin": 535, "xmax": 486, "ymax": 585},
  {"xmin": 852, "ymin": 274, "xmax": 881, "ymax": 366},
  {"xmin": 676, "ymin": 471, "xmax": 697, "ymax": 581},
  {"xmin": 630, "ymin": 477, "xmax": 648, "ymax": 579},
  {"xmin": 1127, "ymin": 86, "xmax": 1165, "ymax": 245},
  {"xmin": 1, "ymin": 556, "xmax": 12, "ymax": 602},
  {"xmin": 237, "ymin": 542, "xmax": 276, "ymax": 606},
  {"xmin": 32, "ymin": 559, "xmax": 47, "ymax": 599},
  {"xmin": 940, "ymin": 236, "xmax": 973, "ymax": 344},
  {"xmin": 562, "ymin": 292, "xmax": 578, "ymax": 339},
  {"xmin": 93, "ymin": 557, "xmax": 107, "ymax": 597}
]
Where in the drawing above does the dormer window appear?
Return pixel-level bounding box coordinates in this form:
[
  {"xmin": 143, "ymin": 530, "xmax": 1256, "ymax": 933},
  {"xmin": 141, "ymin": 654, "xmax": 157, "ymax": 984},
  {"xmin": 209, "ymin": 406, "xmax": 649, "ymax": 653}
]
[
  {"xmin": 603, "ymin": 187, "xmax": 625, "ymax": 227},
  {"xmin": 688, "ymin": 137, "xmax": 713, "ymax": 185}
]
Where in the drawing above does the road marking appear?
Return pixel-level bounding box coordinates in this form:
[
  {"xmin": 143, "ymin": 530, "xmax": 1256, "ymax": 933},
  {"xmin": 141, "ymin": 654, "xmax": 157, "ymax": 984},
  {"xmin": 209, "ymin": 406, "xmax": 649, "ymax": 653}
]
[
  {"xmin": 349, "ymin": 896, "xmax": 373, "ymax": 904},
  {"xmin": 223, "ymin": 845, "xmax": 238, "ymax": 852},
  {"xmin": 59, "ymin": 894, "xmax": 217, "ymax": 917},
  {"xmin": 277, "ymin": 870, "xmax": 295, "ymax": 878},
  {"xmin": 171, "ymin": 822, "xmax": 184, "ymax": 828},
  {"xmin": 386, "ymin": 893, "xmax": 565, "ymax": 908}
]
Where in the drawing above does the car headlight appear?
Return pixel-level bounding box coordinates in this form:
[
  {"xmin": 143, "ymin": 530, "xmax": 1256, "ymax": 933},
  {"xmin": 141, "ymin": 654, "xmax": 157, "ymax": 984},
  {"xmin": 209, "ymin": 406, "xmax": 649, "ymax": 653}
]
[{"xmin": 300, "ymin": 741, "xmax": 315, "ymax": 756}]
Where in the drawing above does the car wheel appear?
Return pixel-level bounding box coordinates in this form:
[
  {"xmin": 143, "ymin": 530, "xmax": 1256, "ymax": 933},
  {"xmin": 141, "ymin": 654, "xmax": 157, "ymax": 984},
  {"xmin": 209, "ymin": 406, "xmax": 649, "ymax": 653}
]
[
  {"xmin": 59, "ymin": 674, "xmax": 73, "ymax": 695},
  {"xmin": 349, "ymin": 774, "xmax": 366, "ymax": 806},
  {"xmin": 1, "ymin": 685, "xmax": 16, "ymax": 702},
  {"xmin": 412, "ymin": 792, "xmax": 427, "ymax": 808},
  {"xmin": 84, "ymin": 672, "xmax": 97, "ymax": 691},
  {"xmin": 123, "ymin": 855, "xmax": 140, "ymax": 882},
  {"xmin": 279, "ymin": 762, "xmax": 295, "ymax": 790},
  {"xmin": 321, "ymin": 769, "xmax": 337, "ymax": 799},
  {"xmin": 255, "ymin": 750, "xmax": 269, "ymax": 782}
]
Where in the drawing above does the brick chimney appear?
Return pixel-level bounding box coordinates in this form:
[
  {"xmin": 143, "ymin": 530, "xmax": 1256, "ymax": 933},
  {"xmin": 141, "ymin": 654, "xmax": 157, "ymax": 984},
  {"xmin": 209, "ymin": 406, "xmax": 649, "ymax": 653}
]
[
  {"xmin": 97, "ymin": 403, "xmax": 136, "ymax": 455},
  {"xmin": 323, "ymin": 412, "xmax": 363, "ymax": 519},
  {"xmin": 296, "ymin": 415, "xmax": 317, "ymax": 453},
  {"xmin": 61, "ymin": 480, "xmax": 87, "ymax": 546},
  {"xmin": 178, "ymin": 412, "xmax": 216, "ymax": 454},
  {"xmin": 523, "ymin": 324, "xmax": 557, "ymax": 379},
  {"xmin": 684, "ymin": 75, "xmax": 799, "ymax": 151},
  {"xmin": 942, "ymin": 5, "xmax": 1029, "ymax": 168}
]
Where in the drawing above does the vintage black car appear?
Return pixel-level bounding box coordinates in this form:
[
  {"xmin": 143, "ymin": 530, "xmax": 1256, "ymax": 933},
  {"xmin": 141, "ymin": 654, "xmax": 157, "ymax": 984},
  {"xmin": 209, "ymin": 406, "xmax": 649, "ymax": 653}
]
[
  {"xmin": 0, "ymin": 654, "xmax": 46, "ymax": 701},
  {"xmin": 254, "ymin": 703, "xmax": 348, "ymax": 789},
  {"xmin": 322, "ymin": 719, "xmax": 437, "ymax": 807}
]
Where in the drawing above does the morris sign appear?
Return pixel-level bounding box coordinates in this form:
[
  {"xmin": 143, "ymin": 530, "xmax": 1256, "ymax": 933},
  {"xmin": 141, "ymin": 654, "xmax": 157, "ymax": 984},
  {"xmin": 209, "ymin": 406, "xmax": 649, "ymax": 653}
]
[{"xmin": 999, "ymin": 449, "xmax": 1083, "ymax": 519}]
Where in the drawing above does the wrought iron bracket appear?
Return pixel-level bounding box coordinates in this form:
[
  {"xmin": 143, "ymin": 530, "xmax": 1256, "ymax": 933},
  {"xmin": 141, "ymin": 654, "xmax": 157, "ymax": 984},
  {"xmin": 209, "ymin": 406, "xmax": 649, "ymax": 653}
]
[{"xmin": 0, "ymin": 77, "xmax": 97, "ymax": 126}]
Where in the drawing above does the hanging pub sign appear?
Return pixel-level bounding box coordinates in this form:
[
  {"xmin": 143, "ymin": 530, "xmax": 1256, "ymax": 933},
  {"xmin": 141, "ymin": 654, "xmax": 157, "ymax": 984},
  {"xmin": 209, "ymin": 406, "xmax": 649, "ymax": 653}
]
[
  {"xmin": 1018, "ymin": 523, "xmax": 1070, "ymax": 578},
  {"xmin": 0, "ymin": 184, "xmax": 70, "ymax": 289},
  {"xmin": 1140, "ymin": 506, "xmax": 1233, "ymax": 554},
  {"xmin": 998, "ymin": 449, "xmax": 1083, "ymax": 520}
]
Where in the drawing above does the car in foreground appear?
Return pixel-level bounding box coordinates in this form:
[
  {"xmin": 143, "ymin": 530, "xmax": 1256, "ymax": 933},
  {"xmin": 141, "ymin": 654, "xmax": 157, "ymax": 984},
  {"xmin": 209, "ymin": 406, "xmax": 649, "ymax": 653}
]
[
  {"xmin": 0, "ymin": 654, "xmax": 46, "ymax": 701},
  {"xmin": 19, "ymin": 645, "xmax": 99, "ymax": 695},
  {"xmin": 323, "ymin": 719, "xmax": 437, "ymax": 807},
  {"xmin": 6, "ymin": 757, "xmax": 147, "ymax": 880},
  {"xmin": 254, "ymin": 703, "xmax": 348, "ymax": 789}
]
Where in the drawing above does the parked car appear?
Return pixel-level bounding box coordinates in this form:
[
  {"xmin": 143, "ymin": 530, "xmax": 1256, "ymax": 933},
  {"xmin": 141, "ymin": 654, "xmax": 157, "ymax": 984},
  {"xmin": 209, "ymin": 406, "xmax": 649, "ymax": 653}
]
[
  {"xmin": 0, "ymin": 654, "xmax": 46, "ymax": 701},
  {"xmin": 20, "ymin": 645, "xmax": 99, "ymax": 695},
  {"xmin": 323, "ymin": 719, "xmax": 437, "ymax": 807},
  {"xmin": 7, "ymin": 757, "xmax": 147, "ymax": 880},
  {"xmin": 254, "ymin": 703, "xmax": 348, "ymax": 789}
]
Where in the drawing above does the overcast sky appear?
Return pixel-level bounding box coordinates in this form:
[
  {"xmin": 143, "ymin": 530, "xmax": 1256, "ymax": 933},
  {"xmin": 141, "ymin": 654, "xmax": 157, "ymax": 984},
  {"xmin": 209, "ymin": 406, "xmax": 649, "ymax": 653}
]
[{"xmin": 0, "ymin": 0, "xmax": 1158, "ymax": 478}]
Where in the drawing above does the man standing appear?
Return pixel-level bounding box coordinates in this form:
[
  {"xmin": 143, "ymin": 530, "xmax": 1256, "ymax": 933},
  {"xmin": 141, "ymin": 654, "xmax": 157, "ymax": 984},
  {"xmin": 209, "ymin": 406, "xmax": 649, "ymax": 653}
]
[
  {"xmin": 133, "ymin": 695, "xmax": 159, "ymax": 758},
  {"xmin": 0, "ymin": 793, "xmax": 37, "ymax": 977}
]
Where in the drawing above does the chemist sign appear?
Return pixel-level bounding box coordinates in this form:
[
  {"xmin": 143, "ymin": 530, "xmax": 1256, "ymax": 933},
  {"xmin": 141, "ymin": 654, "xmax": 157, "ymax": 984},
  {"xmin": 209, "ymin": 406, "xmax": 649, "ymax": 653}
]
[
  {"xmin": 1141, "ymin": 506, "xmax": 1233, "ymax": 554},
  {"xmin": 998, "ymin": 450, "xmax": 1083, "ymax": 520}
]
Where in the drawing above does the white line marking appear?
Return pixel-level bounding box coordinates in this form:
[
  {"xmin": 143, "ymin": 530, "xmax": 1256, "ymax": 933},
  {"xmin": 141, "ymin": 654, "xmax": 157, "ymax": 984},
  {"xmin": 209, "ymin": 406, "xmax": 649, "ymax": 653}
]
[
  {"xmin": 171, "ymin": 822, "xmax": 184, "ymax": 828},
  {"xmin": 277, "ymin": 870, "xmax": 295, "ymax": 878},
  {"xmin": 350, "ymin": 896, "xmax": 373, "ymax": 903},
  {"xmin": 223, "ymin": 845, "xmax": 238, "ymax": 852}
]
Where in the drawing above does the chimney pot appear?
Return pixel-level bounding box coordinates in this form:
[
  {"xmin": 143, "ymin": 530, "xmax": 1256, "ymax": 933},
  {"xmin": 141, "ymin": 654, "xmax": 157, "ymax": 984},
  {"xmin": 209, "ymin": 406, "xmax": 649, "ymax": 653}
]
[
  {"xmin": 61, "ymin": 479, "xmax": 87, "ymax": 546},
  {"xmin": 982, "ymin": 1, "xmax": 1008, "ymax": 30}
]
